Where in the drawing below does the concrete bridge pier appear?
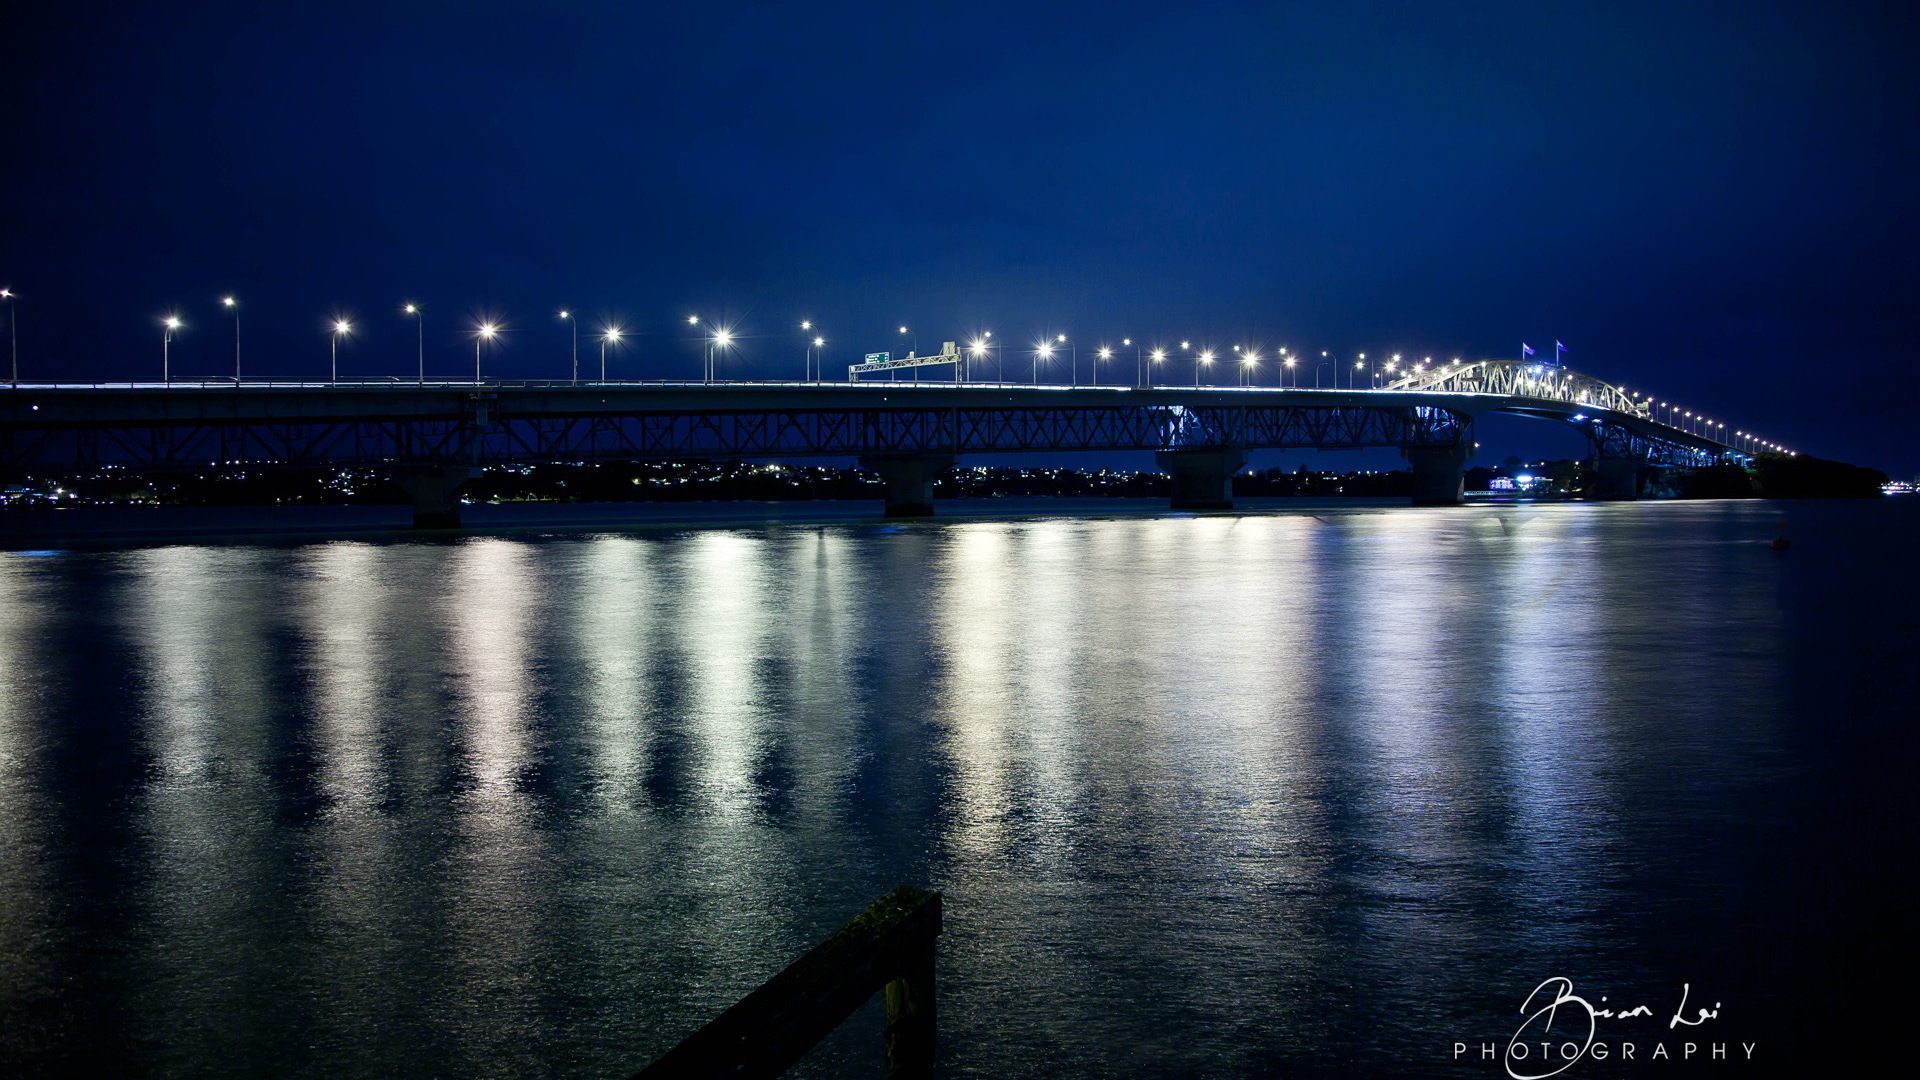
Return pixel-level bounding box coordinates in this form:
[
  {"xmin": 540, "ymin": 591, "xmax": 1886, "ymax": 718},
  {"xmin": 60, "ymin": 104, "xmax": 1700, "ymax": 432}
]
[
  {"xmin": 1403, "ymin": 443, "xmax": 1471, "ymax": 505},
  {"xmin": 1593, "ymin": 457, "xmax": 1642, "ymax": 500},
  {"xmin": 392, "ymin": 465, "xmax": 480, "ymax": 529},
  {"xmin": 859, "ymin": 453, "xmax": 955, "ymax": 517},
  {"xmin": 1156, "ymin": 447, "xmax": 1247, "ymax": 510}
]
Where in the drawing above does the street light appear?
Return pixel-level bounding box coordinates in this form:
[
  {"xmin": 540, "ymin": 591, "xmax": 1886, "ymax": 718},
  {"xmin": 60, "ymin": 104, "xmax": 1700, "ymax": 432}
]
[
  {"xmin": 1318, "ymin": 350, "xmax": 1330, "ymax": 388},
  {"xmin": 1096, "ymin": 346, "xmax": 1111, "ymax": 386},
  {"xmin": 162, "ymin": 316, "xmax": 182, "ymax": 384},
  {"xmin": 1197, "ymin": 349, "xmax": 1214, "ymax": 387},
  {"xmin": 559, "ymin": 309, "xmax": 577, "ymax": 384},
  {"xmin": 708, "ymin": 328, "xmax": 732, "ymax": 382},
  {"xmin": 1056, "ymin": 333, "xmax": 1077, "ymax": 385},
  {"xmin": 475, "ymin": 322, "xmax": 497, "ymax": 383},
  {"xmin": 1241, "ymin": 349, "xmax": 1259, "ymax": 386},
  {"xmin": 1284, "ymin": 356, "xmax": 1296, "ymax": 387},
  {"xmin": 222, "ymin": 296, "xmax": 240, "ymax": 382},
  {"xmin": 404, "ymin": 304, "xmax": 423, "ymax": 383},
  {"xmin": 3, "ymin": 288, "xmax": 17, "ymax": 386},
  {"xmin": 331, "ymin": 319, "xmax": 352, "ymax": 383},
  {"xmin": 1149, "ymin": 348, "xmax": 1166, "ymax": 387},
  {"xmin": 899, "ymin": 325, "xmax": 916, "ymax": 355},
  {"xmin": 601, "ymin": 326, "xmax": 621, "ymax": 381},
  {"xmin": 802, "ymin": 324, "xmax": 824, "ymax": 381},
  {"xmin": 1034, "ymin": 340, "xmax": 1053, "ymax": 384}
]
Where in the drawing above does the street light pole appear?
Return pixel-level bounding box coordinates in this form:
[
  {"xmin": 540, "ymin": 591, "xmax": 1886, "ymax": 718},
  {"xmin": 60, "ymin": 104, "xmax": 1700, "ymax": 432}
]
[
  {"xmin": 331, "ymin": 320, "xmax": 351, "ymax": 382},
  {"xmin": 601, "ymin": 327, "xmax": 620, "ymax": 381},
  {"xmin": 163, "ymin": 317, "xmax": 181, "ymax": 383},
  {"xmin": 475, "ymin": 323, "xmax": 496, "ymax": 384},
  {"xmin": 405, "ymin": 304, "xmax": 423, "ymax": 383},
  {"xmin": 220, "ymin": 297, "xmax": 240, "ymax": 382},
  {"xmin": 2, "ymin": 289, "xmax": 15, "ymax": 387},
  {"xmin": 559, "ymin": 310, "xmax": 577, "ymax": 384}
]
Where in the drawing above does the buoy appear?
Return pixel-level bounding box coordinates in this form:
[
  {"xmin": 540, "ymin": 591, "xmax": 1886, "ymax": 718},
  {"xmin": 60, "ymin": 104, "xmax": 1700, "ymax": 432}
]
[{"xmin": 1771, "ymin": 519, "xmax": 1790, "ymax": 551}]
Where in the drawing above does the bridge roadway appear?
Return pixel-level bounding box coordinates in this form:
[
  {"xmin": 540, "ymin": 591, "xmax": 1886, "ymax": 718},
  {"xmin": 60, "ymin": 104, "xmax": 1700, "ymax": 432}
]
[{"xmin": 1, "ymin": 373, "xmax": 1741, "ymax": 525}]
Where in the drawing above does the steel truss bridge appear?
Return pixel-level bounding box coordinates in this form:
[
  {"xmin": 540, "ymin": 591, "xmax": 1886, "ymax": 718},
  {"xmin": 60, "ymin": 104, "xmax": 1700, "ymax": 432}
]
[{"xmin": 2, "ymin": 361, "xmax": 1747, "ymax": 520}]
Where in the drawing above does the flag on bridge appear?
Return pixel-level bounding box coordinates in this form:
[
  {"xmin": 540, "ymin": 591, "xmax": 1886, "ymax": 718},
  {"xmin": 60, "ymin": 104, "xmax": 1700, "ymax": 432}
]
[
  {"xmin": 1555, "ymin": 340, "xmax": 1567, "ymax": 366},
  {"xmin": 1521, "ymin": 343, "xmax": 1535, "ymax": 358}
]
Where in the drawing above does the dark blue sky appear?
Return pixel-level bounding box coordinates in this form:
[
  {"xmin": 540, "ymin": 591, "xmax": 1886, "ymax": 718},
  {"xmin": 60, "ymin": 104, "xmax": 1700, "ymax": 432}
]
[{"xmin": 4, "ymin": 1, "xmax": 1915, "ymax": 472}]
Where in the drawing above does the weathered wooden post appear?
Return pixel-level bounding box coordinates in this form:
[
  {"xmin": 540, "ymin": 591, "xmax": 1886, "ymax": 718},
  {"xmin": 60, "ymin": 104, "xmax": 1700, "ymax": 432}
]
[
  {"xmin": 884, "ymin": 928, "xmax": 936, "ymax": 1077},
  {"xmin": 634, "ymin": 886, "xmax": 943, "ymax": 1080}
]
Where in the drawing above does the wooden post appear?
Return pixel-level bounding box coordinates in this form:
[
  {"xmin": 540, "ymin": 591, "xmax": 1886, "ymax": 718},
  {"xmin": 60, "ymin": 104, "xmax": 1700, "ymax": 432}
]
[
  {"xmin": 884, "ymin": 937, "xmax": 936, "ymax": 1078},
  {"xmin": 635, "ymin": 886, "xmax": 943, "ymax": 1080}
]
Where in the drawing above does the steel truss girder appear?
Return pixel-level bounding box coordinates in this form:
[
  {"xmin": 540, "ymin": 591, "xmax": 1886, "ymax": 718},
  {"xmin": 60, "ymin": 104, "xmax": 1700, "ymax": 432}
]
[
  {"xmin": 1386, "ymin": 358, "xmax": 1649, "ymax": 417},
  {"xmin": 2, "ymin": 403, "xmax": 1472, "ymax": 474},
  {"xmin": 1587, "ymin": 419, "xmax": 1743, "ymax": 468}
]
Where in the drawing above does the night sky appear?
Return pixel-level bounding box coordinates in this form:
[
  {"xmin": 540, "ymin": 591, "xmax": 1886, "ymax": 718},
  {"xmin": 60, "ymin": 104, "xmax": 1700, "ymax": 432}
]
[{"xmin": 3, "ymin": 1, "xmax": 1915, "ymax": 473}]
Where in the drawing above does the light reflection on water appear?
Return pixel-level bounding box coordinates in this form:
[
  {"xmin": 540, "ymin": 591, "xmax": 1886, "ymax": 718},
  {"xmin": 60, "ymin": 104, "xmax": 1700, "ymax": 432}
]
[{"xmin": 0, "ymin": 499, "xmax": 1908, "ymax": 1076}]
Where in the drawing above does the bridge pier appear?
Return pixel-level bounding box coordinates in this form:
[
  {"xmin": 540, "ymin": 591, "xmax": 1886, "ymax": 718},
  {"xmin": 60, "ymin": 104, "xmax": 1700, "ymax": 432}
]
[
  {"xmin": 1593, "ymin": 457, "xmax": 1642, "ymax": 500},
  {"xmin": 859, "ymin": 453, "xmax": 955, "ymax": 517},
  {"xmin": 1403, "ymin": 444, "xmax": 1471, "ymax": 505},
  {"xmin": 392, "ymin": 465, "xmax": 479, "ymax": 529},
  {"xmin": 1156, "ymin": 447, "xmax": 1247, "ymax": 510}
]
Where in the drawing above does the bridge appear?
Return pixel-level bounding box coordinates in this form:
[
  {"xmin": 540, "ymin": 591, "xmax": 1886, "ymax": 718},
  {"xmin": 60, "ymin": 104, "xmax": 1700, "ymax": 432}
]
[{"xmin": 1, "ymin": 360, "xmax": 1745, "ymax": 525}]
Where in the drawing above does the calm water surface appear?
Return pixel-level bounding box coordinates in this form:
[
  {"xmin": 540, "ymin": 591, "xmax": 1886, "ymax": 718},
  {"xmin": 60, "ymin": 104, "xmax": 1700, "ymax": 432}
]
[{"xmin": 1, "ymin": 499, "xmax": 1914, "ymax": 1076}]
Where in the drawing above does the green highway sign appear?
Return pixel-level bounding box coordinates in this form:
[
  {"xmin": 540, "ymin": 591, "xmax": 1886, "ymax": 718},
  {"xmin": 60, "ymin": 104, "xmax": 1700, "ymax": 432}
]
[{"xmin": 864, "ymin": 352, "xmax": 890, "ymax": 364}]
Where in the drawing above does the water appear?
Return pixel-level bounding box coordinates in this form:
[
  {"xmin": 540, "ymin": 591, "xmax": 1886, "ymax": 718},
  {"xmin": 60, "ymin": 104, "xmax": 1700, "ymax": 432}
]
[{"xmin": 1, "ymin": 499, "xmax": 1914, "ymax": 1076}]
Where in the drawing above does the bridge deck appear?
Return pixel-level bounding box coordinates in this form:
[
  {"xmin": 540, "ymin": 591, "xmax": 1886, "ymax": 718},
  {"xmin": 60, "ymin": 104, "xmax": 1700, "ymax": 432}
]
[{"xmin": 2, "ymin": 379, "xmax": 1737, "ymax": 472}]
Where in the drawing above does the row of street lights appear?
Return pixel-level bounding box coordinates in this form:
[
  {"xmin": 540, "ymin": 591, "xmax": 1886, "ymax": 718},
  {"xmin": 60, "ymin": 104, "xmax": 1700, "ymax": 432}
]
[{"xmin": 1624, "ymin": 392, "xmax": 1793, "ymax": 456}]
